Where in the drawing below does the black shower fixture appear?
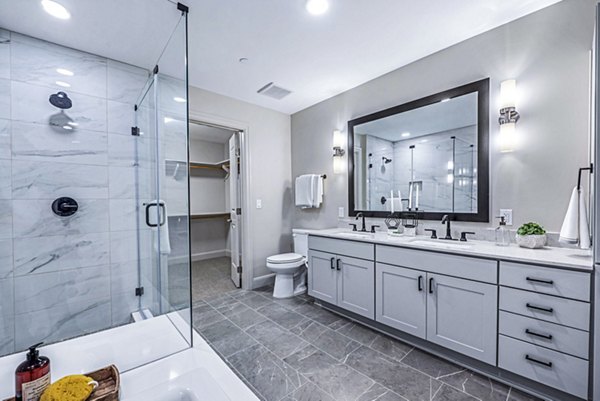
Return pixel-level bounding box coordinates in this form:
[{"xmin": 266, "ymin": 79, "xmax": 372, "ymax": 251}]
[
  {"xmin": 382, "ymin": 157, "xmax": 392, "ymax": 164},
  {"xmin": 49, "ymin": 91, "xmax": 72, "ymax": 109}
]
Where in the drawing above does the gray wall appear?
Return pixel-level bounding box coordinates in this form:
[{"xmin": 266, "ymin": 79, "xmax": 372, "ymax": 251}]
[
  {"xmin": 188, "ymin": 87, "xmax": 292, "ymax": 285},
  {"xmin": 291, "ymin": 0, "xmax": 596, "ymax": 233}
]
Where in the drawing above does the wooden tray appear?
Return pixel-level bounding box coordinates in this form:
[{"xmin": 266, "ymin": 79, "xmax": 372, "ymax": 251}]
[{"xmin": 4, "ymin": 364, "xmax": 120, "ymax": 401}]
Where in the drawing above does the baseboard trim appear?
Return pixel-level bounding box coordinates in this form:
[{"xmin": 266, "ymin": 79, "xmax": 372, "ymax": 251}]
[
  {"xmin": 252, "ymin": 273, "xmax": 275, "ymax": 289},
  {"xmin": 191, "ymin": 250, "xmax": 228, "ymax": 262}
]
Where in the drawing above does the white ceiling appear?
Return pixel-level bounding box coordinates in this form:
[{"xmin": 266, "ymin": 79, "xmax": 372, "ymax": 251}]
[
  {"xmin": 355, "ymin": 92, "xmax": 477, "ymax": 141},
  {"xmin": 0, "ymin": 0, "xmax": 562, "ymax": 114}
]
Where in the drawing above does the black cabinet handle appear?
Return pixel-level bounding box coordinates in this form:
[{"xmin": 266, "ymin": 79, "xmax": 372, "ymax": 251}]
[
  {"xmin": 526, "ymin": 303, "xmax": 554, "ymax": 314},
  {"xmin": 525, "ymin": 329, "xmax": 553, "ymax": 340},
  {"xmin": 330, "ymin": 257, "xmax": 335, "ymax": 270},
  {"xmin": 336, "ymin": 258, "xmax": 341, "ymax": 271},
  {"xmin": 526, "ymin": 277, "xmax": 554, "ymax": 285},
  {"xmin": 525, "ymin": 354, "xmax": 553, "ymax": 368},
  {"xmin": 418, "ymin": 276, "xmax": 423, "ymax": 291},
  {"xmin": 429, "ymin": 277, "xmax": 434, "ymax": 294}
]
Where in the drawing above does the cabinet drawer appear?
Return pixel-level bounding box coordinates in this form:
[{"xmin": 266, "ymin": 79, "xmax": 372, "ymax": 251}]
[
  {"xmin": 499, "ymin": 287, "xmax": 590, "ymax": 331},
  {"xmin": 499, "ymin": 311, "xmax": 589, "ymax": 360},
  {"xmin": 500, "ymin": 262, "xmax": 591, "ymax": 302},
  {"xmin": 377, "ymin": 245, "xmax": 497, "ymax": 283},
  {"xmin": 498, "ymin": 335, "xmax": 589, "ymax": 399},
  {"xmin": 309, "ymin": 236, "xmax": 374, "ymax": 260}
]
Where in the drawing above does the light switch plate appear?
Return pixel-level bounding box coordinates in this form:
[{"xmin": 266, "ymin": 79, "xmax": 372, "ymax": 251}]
[
  {"xmin": 499, "ymin": 209, "xmax": 513, "ymax": 226},
  {"xmin": 256, "ymin": 199, "xmax": 262, "ymax": 209},
  {"xmin": 338, "ymin": 207, "xmax": 345, "ymax": 218}
]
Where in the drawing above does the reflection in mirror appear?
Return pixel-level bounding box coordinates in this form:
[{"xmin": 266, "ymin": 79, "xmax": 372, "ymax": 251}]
[{"xmin": 349, "ymin": 79, "xmax": 489, "ymax": 221}]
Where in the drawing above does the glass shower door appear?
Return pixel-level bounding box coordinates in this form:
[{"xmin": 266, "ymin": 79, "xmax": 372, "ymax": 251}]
[{"xmin": 133, "ymin": 13, "xmax": 192, "ymax": 346}]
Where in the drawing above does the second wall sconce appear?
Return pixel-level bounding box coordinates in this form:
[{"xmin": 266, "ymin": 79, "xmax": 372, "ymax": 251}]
[
  {"xmin": 498, "ymin": 79, "xmax": 520, "ymax": 153},
  {"xmin": 333, "ymin": 129, "xmax": 346, "ymax": 174}
]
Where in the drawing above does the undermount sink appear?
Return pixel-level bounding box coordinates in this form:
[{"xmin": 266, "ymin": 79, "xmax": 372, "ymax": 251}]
[
  {"xmin": 333, "ymin": 231, "xmax": 374, "ymax": 239},
  {"xmin": 408, "ymin": 239, "xmax": 473, "ymax": 250}
]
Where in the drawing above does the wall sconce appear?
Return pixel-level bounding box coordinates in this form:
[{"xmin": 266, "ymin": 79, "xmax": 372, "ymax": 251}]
[
  {"xmin": 332, "ymin": 129, "xmax": 346, "ymax": 174},
  {"xmin": 498, "ymin": 79, "xmax": 520, "ymax": 153}
]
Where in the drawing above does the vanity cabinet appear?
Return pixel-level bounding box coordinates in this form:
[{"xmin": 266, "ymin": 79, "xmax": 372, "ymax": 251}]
[
  {"xmin": 427, "ymin": 273, "xmax": 498, "ymax": 365},
  {"xmin": 375, "ymin": 263, "xmax": 427, "ymax": 338},
  {"xmin": 307, "ymin": 237, "xmax": 375, "ymax": 319}
]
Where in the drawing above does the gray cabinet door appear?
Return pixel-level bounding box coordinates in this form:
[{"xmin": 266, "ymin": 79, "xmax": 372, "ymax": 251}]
[
  {"xmin": 376, "ymin": 263, "xmax": 426, "ymax": 338},
  {"xmin": 427, "ymin": 273, "xmax": 498, "ymax": 365},
  {"xmin": 337, "ymin": 255, "xmax": 375, "ymax": 319},
  {"xmin": 308, "ymin": 250, "xmax": 338, "ymax": 304}
]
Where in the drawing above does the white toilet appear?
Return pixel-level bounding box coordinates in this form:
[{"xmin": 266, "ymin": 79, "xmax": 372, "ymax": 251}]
[{"xmin": 266, "ymin": 231, "xmax": 308, "ymax": 298}]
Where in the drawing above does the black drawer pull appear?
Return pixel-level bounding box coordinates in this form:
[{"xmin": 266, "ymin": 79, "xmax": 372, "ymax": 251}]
[
  {"xmin": 526, "ymin": 277, "xmax": 554, "ymax": 285},
  {"xmin": 418, "ymin": 275, "xmax": 423, "ymax": 292},
  {"xmin": 526, "ymin": 303, "xmax": 554, "ymax": 314},
  {"xmin": 336, "ymin": 258, "xmax": 341, "ymax": 271},
  {"xmin": 330, "ymin": 257, "xmax": 335, "ymax": 270},
  {"xmin": 525, "ymin": 329, "xmax": 553, "ymax": 340},
  {"xmin": 429, "ymin": 277, "xmax": 434, "ymax": 294},
  {"xmin": 525, "ymin": 354, "xmax": 553, "ymax": 368}
]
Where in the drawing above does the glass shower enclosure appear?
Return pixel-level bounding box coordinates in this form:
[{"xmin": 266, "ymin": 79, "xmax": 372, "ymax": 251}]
[{"xmin": 0, "ymin": 2, "xmax": 192, "ymax": 376}]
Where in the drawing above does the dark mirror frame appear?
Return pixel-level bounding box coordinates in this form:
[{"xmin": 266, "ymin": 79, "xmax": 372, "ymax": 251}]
[{"xmin": 348, "ymin": 78, "xmax": 490, "ymax": 222}]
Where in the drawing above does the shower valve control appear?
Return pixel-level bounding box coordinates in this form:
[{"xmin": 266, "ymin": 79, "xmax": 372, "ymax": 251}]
[{"xmin": 52, "ymin": 197, "xmax": 78, "ymax": 217}]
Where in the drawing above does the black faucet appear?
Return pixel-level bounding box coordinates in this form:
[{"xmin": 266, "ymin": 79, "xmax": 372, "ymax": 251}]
[
  {"xmin": 356, "ymin": 212, "xmax": 367, "ymax": 232},
  {"xmin": 441, "ymin": 214, "xmax": 453, "ymax": 240}
]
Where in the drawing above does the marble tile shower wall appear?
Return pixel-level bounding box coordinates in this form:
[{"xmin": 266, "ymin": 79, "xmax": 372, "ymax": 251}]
[
  {"xmin": 0, "ymin": 29, "xmax": 151, "ymax": 356},
  {"xmin": 392, "ymin": 126, "xmax": 476, "ymax": 213},
  {"xmin": 365, "ymin": 136, "xmax": 394, "ymax": 211}
]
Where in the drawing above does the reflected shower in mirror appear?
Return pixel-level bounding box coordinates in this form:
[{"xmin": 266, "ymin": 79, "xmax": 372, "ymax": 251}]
[{"xmin": 349, "ymin": 79, "xmax": 489, "ymax": 222}]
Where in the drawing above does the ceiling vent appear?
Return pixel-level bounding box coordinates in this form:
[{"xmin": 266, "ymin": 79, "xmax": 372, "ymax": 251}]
[{"xmin": 257, "ymin": 82, "xmax": 292, "ymax": 100}]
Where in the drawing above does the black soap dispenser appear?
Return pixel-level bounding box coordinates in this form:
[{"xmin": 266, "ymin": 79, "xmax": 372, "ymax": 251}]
[{"xmin": 15, "ymin": 343, "xmax": 51, "ymax": 401}]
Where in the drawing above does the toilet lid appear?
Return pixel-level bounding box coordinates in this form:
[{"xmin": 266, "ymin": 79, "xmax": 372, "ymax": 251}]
[{"xmin": 267, "ymin": 253, "xmax": 304, "ymax": 264}]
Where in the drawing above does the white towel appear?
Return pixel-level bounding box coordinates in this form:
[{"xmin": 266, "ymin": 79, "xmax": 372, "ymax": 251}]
[
  {"xmin": 295, "ymin": 175, "xmax": 314, "ymax": 208},
  {"xmin": 314, "ymin": 175, "xmax": 324, "ymax": 207},
  {"xmin": 559, "ymin": 187, "xmax": 579, "ymax": 244},
  {"xmin": 151, "ymin": 200, "xmax": 171, "ymax": 255},
  {"xmin": 559, "ymin": 186, "xmax": 591, "ymax": 248},
  {"xmin": 579, "ymin": 189, "xmax": 591, "ymax": 249}
]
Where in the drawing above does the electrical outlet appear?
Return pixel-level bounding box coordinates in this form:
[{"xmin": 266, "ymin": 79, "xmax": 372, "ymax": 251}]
[
  {"xmin": 256, "ymin": 199, "xmax": 262, "ymax": 209},
  {"xmin": 338, "ymin": 207, "xmax": 345, "ymax": 218},
  {"xmin": 499, "ymin": 209, "xmax": 513, "ymax": 226}
]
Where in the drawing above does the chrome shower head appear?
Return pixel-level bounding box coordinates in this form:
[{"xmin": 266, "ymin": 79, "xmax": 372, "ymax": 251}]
[{"xmin": 49, "ymin": 91, "xmax": 72, "ymax": 109}]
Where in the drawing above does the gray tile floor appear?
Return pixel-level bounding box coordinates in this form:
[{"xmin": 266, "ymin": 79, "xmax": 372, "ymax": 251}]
[
  {"xmin": 192, "ymin": 287, "xmax": 543, "ymax": 401},
  {"xmin": 191, "ymin": 257, "xmax": 237, "ymax": 302}
]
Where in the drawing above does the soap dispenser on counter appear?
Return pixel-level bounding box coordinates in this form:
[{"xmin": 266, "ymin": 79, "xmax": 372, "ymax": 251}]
[
  {"xmin": 15, "ymin": 343, "xmax": 51, "ymax": 401},
  {"xmin": 495, "ymin": 216, "xmax": 510, "ymax": 247}
]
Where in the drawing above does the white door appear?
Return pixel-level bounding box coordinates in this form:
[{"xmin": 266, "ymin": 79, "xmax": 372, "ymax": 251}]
[{"xmin": 229, "ymin": 133, "xmax": 242, "ymax": 287}]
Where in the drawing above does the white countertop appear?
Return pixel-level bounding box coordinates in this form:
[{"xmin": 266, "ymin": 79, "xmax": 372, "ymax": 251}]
[{"xmin": 295, "ymin": 228, "xmax": 594, "ymax": 271}]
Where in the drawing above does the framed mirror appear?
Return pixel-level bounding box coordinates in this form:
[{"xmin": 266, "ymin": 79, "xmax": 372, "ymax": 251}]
[{"xmin": 348, "ymin": 78, "xmax": 489, "ymax": 222}]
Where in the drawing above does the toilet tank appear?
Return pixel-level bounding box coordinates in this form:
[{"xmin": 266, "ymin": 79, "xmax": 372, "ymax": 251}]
[{"xmin": 292, "ymin": 230, "xmax": 309, "ymax": 258}]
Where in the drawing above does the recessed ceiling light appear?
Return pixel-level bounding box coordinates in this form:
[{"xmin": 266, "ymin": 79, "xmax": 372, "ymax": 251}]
[
  {"xmin": 306, "ymin": 0, "xmax": 329, "ymax": 15},
  {"xmin": 173, "ymin": 97, "xmax": 186, "ymax": 103},
  {"xmin": 56, "ymin": 68, "xmax": 74, "ymax": 76},
  {"xmin": 55, "ymin": 80, "xmax": 71, "ymax": 87},
  {"xmin": 401, "ymin": 132, "xmax": 411, "ymax": 137},
  {"xmin": 41, "ymin": 0, "xmax": 71, "ymax": 20}
]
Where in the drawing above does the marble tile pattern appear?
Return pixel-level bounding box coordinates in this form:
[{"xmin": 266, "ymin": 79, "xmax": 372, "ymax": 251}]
[
  {"xmin": 0, "ymin": 30, "xmax": 151, "ymax": 357},
  {"xmin": 193, "ymin": 287, "xmax": 543, "ymax": 401}
]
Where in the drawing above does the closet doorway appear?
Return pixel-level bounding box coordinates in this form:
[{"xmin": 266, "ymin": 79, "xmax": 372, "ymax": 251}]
[{"xmin": 189, "ymin": 120, "xmax": 243, "ymax": 302}]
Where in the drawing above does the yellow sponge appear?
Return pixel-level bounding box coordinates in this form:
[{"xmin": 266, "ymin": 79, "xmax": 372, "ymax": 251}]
[{"xmin": 40, "ymin": 375, "xmax": 97, "ymax": 401}]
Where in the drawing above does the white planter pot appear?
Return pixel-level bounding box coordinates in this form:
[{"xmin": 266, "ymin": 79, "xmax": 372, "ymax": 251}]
[{"xmin": 516, "ymin": 234, "xmax": 547, "ymax": 249}]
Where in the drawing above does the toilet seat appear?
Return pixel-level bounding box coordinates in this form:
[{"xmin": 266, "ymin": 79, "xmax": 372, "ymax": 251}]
[{"xmin": 266, "ymin": 253, "xmax": 304, "ymax": 265}]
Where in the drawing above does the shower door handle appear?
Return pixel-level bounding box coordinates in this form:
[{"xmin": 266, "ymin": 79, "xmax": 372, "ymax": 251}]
[{"xmin": 145, "ymin": 202, "xmax": 166, "ymax": 227}]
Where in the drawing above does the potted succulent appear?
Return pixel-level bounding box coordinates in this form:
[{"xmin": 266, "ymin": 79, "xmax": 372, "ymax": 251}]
[{"xmin": 516, "ymin": 222, "xmax": 547, "ymax": 249}]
